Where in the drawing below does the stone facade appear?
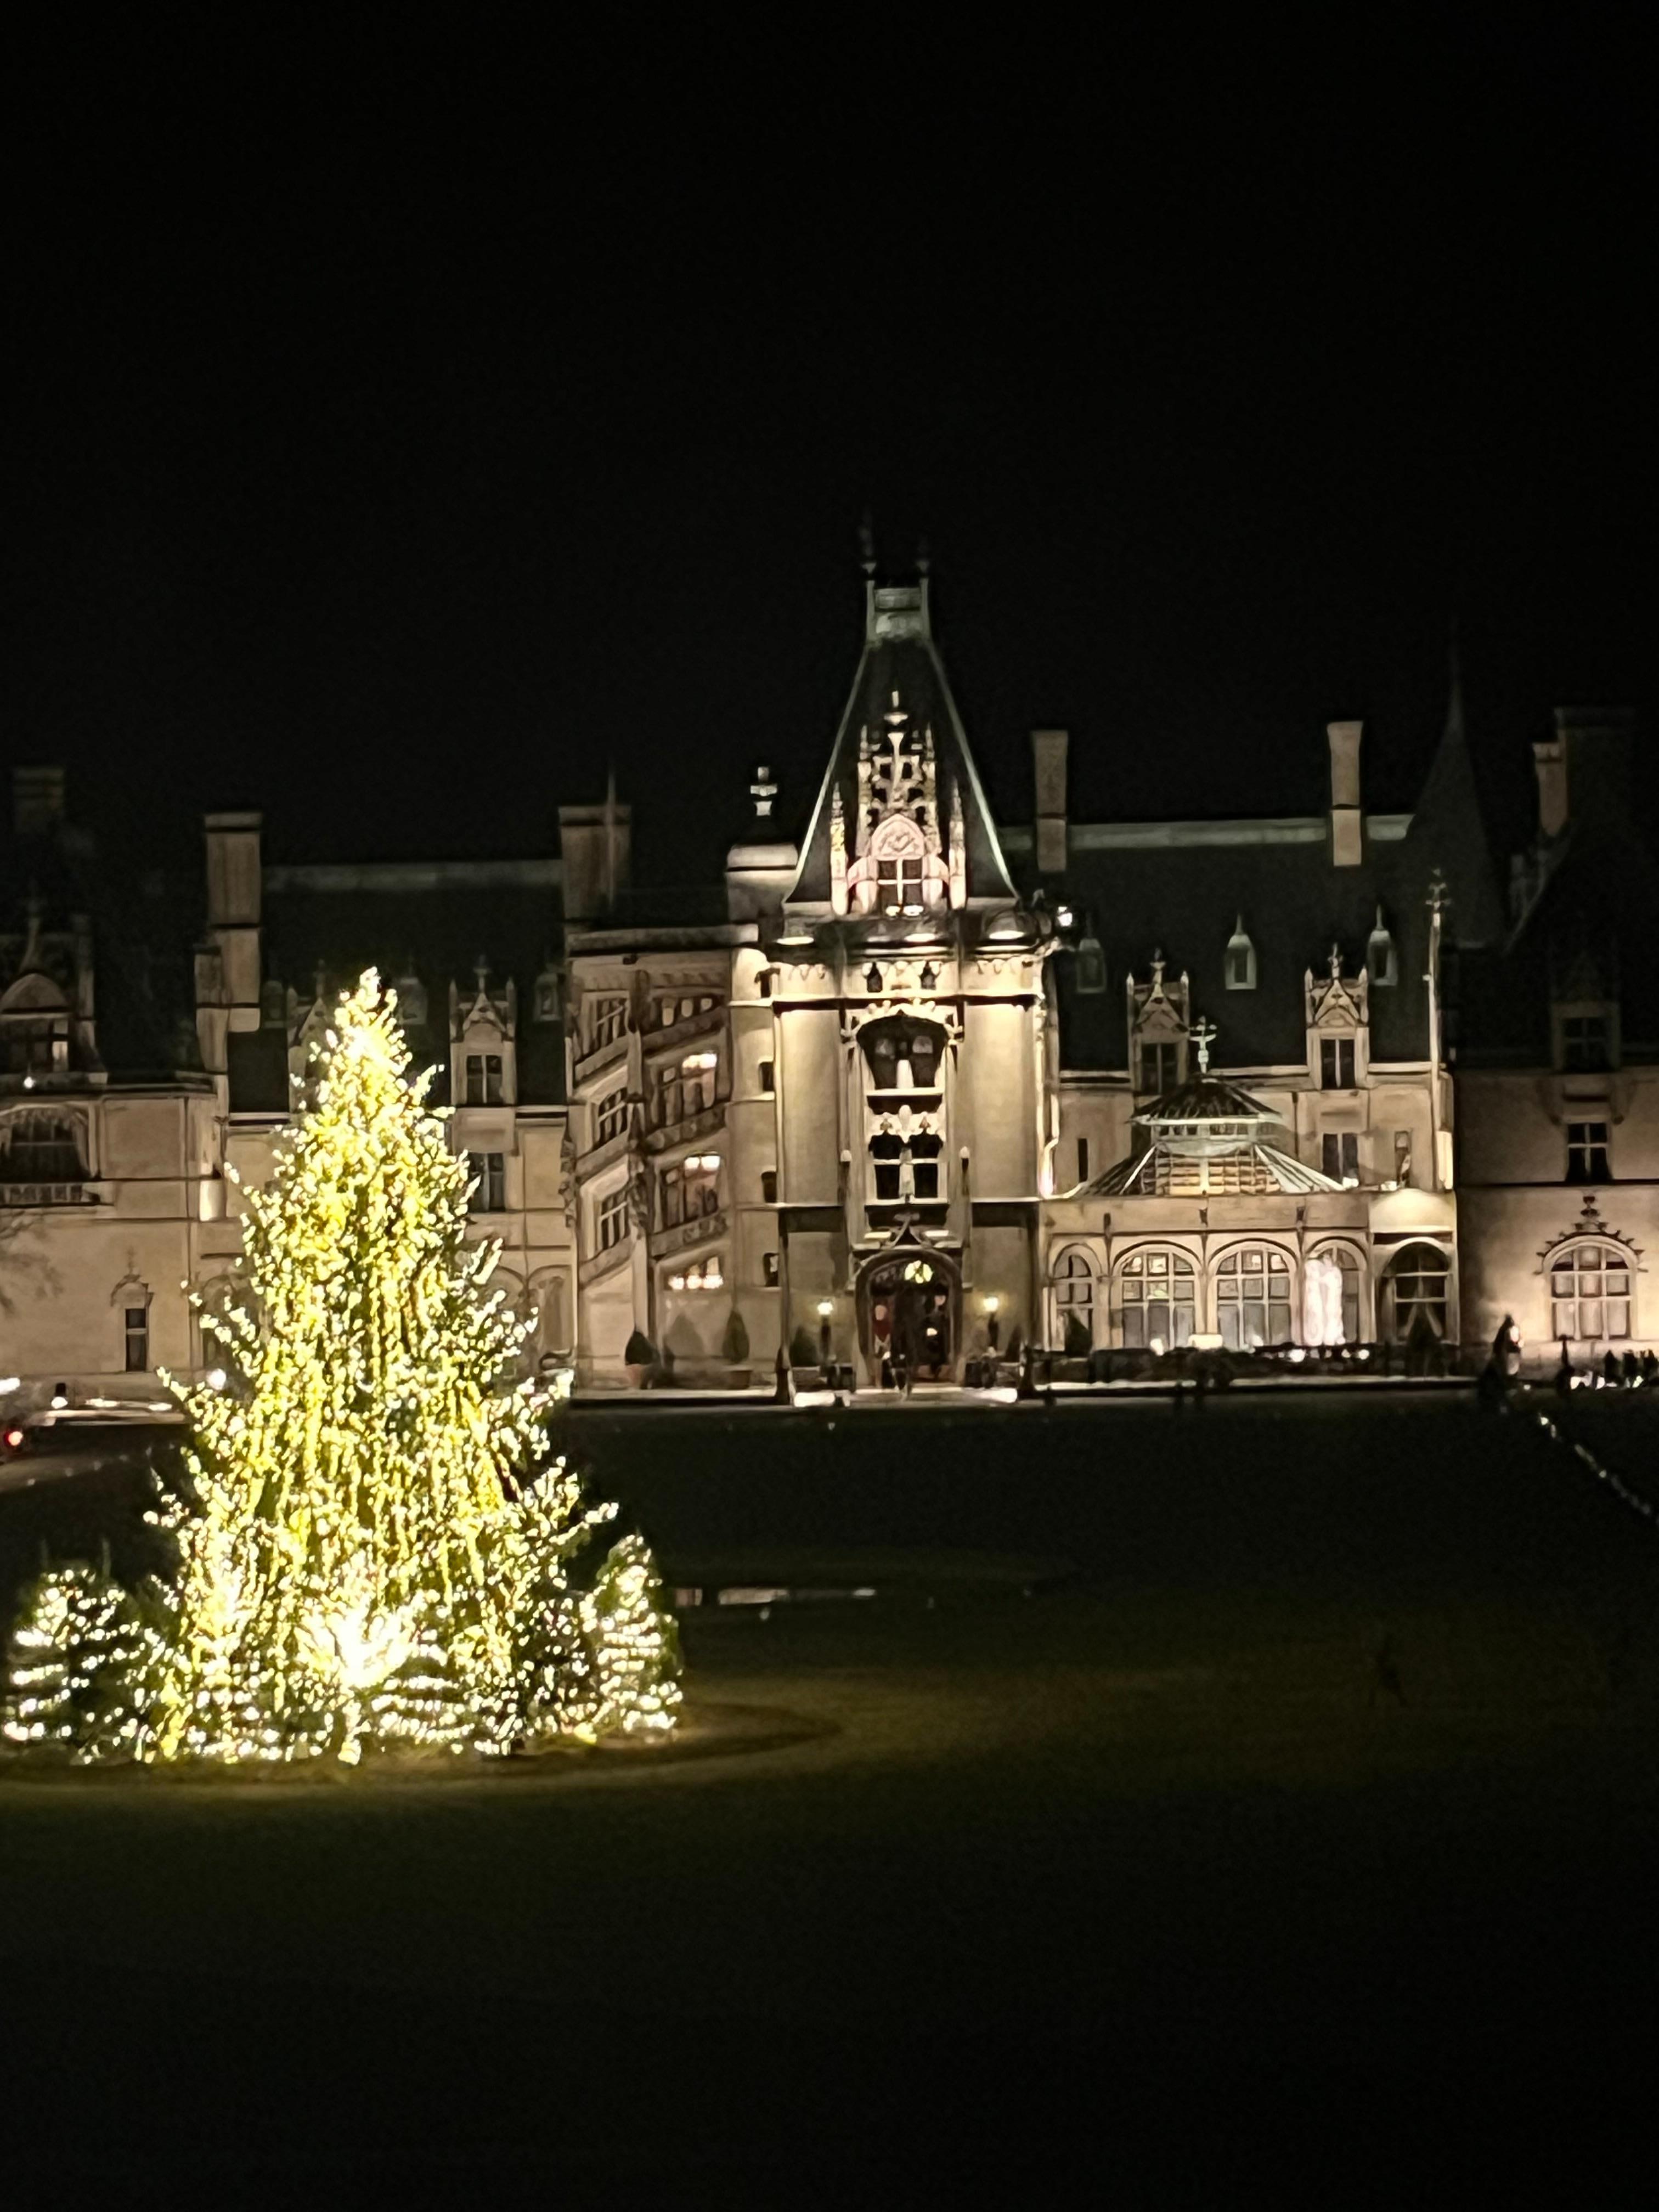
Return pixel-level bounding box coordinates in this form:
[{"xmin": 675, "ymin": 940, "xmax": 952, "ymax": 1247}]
[{"xmin": 0, "ymin": 588, "xmax": 1643, "ymax": 1398}]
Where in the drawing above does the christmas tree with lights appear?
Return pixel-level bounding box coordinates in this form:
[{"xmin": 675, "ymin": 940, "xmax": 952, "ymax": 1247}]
[{"xmin": 4, "ymin": 973, "xmax": 679, "ymax": 1766}]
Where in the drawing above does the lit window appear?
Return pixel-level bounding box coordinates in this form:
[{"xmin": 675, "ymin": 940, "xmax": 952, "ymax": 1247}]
[
  {"xmin": 1551, "ymin": 1243, "xmax": 1630, "ymax": 1343},
  {"xmin": 1306, "ymin": 1245, "xmax": 1362, "ymax": 1344},
  {"xmin": 1116, "ymin": 1249, "xmax": 1196, "ymax": 1350},
  {"xmin": 1321, "ymin": 1131, "xmax": 1359, "ymax": 1183},
  {"xmin": 1216, "ymin": 1248, "xmax": 1293, "ymax": 1348},
  {"xmin": 1320, "ymin": 1037, "xmax": 1356, "ymax": 1089},
  {"xmin": 123, "ymin": 1305, "xmax": 149, "ymax": 1372},
  {"xmin": 1566, "ymin": 1121, "xmax": 1610, "ymax": 1184}
]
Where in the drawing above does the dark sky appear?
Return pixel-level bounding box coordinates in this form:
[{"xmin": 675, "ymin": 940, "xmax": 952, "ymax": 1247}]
[{"xmin": 5, "ymin": 27, "xmax": 1649, "ymax": 890}]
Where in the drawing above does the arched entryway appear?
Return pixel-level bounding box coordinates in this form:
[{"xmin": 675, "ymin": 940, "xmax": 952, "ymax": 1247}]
[
  {"xmin": 1379, "ymin": 1241, "xmax": 1452, "ymax": 1344},
  {"xmin": 857, "ymin": 1239, "xmax": 961, "ymax": 1384}
]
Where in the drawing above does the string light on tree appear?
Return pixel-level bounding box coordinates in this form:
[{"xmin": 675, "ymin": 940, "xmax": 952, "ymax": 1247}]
[{"xmin": 2, "ymin": 973, "xmax": 680, "ymax": 1767}]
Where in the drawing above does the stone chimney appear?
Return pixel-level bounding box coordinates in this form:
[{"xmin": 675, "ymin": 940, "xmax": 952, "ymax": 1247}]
[
  {"xmin": 1327, "ymin": 721, "xmax": 1363, "ymax": 867},
  {"xmin": 1535, "ymin": 707, "xmax": 1633, "ymax": 841},
  {"xmin": 202, "ymin": 811, "xmax": 264, "ymax": 1034},
  {"xmin": 13, "ymin": 765, "xmax": 66, "ymax": 837},
  {"xmin": 1031, "ymin": 728, "xmax": 1069, "ymax": 874},
  {"xmin": 558, "ymin": 777, "xmax": 632, "ymax": 923}
]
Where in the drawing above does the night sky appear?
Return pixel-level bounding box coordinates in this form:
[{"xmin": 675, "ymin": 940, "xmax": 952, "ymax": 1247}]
[{"xmin": 7, "ymin": 29, "xmax": 1649, "ymax": 891}]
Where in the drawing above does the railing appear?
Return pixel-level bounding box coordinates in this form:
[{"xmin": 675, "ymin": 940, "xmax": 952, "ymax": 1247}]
[{"xmin": 0, "ymin": 1181, "xmax": 97, "ymax": 1206}]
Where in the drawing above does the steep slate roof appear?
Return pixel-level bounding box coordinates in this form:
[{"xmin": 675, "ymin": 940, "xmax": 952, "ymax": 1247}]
[
  {"xmin": 787, "ymin": 578, "xmax": 1017, "ymax": 907},
  {"xmin": 247, "ymin": 860, "xmax": 567, "ymax": 1110},
  {"xmin": 1034, "ymin": 820, "xmax": 1436, "ymax": 1072},
  {"xmin": 1456, "ymin": 806, "xmax": 1659, "ymax": 1065}
]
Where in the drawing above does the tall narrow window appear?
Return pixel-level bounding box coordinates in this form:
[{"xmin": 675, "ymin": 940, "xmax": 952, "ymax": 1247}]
[
  {"xmin": 763, "ymin": 1251, "xmax": 780, "ymax": 1286},
  {"xmin": 468, "ymin": 1152, "xmax": 506, "ymax": 1211},
  {"xmin": 123, "ymin": 1305, "xmax": 149, "ymax": 1372},
  {"xmin": 760, "ymin": 1169, "xmax": 777, "ymax": 1204},
  {"xmin": 1076, "ymin": 1136, "xmax": 1090, "ymax": 1184},
  {"xmin": 597, "ymin": 1188, "xmax": 629, "ymax": 1251},
  {"xmin": 1566, "ymin": 1121, "xmax": 1610, "ymax": 1183},
  {"xmin": 759, "ymin": 1059, "xmax": 775, "ymax": 1094},
  {"xmin": 1321, "ymin": 1131, "xmax": 1359, "ymax": 1182},
  {"xmin": 1320, "ymin": 1037, "xmax": 1356, "ymax": 1089},
  {"xmin": 1138, "ymin": 1040, "xmax": 1179, "ymax": 1093},
  {"xmin": 464, "ymin": 1054, "xmax": 503, "ymax": 1105}
]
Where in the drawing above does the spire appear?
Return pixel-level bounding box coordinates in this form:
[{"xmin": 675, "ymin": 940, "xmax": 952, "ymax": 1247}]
[{"xmin": 1404, "ymin": 618, "xmax": 1504, "ymax": 947}]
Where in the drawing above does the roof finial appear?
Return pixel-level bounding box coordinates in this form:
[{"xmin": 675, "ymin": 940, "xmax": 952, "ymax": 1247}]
[
  {"xmin": 1328, "ymin": 941, "xmax": 1342, "ymax": 980},
  {"xmin": 1191, "ymin": 1017, "xmax": 1217, "ymax": 1075},
  {"xmin": 750, "ymin": 764, "xmax": 777, "ymax": 820},
  {"xmin": 916, "ymin": 534, "xmax": 931, "ymax": 578},
  {"xmin": 858, "ymin": 511, "xmax": 876, "ymax": 578},
  {"xmin": 1445, "ymin": 613, "xmax": 1466, "ymax": 747}
]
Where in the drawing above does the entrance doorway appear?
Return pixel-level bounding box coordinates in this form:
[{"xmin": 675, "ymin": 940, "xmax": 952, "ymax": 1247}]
[{"xmin": 858, "ymin": 1245, "xmax": 959, "ymax": 1384}]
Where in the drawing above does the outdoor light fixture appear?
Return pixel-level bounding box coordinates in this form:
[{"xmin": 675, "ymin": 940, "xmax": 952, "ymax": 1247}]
[
  {"xmin": 816, "ymin": 1299, "xmax": 834, "ymax": 1318},
  {"xmin": 205, "ymin": 1368, "xmax": 227, "ymax": 1391},
  {"xmin": 1056, "ymin": 905, "xmax": 1075, "ymax": 931},
  {"xmin": 983, "ymin": 1294, "xmax": 1002, "ymax": 1355},
  {"xmin": 49, "ymin": 1388, "xmax": 68, "ymax": 1410},
  {"xmin": 0, "ymin": 1378, "xmax": 18, "ymax": 1395}
]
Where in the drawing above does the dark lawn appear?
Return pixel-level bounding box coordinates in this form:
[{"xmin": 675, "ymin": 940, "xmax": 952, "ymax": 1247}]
[{"xmin": 1, "ymin": 1391, "xmax": 1655, "ymax": 2191}]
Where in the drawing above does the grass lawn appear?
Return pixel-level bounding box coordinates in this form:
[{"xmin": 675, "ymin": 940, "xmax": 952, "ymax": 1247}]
[{"xmin": 1, "ymin": 1390, "xmax": 1655, "ymax": 2188}]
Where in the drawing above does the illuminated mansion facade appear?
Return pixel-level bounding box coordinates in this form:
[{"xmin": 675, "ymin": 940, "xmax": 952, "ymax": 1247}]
[{"xmin": 1, "ymin": 584, "xmax": 1649, "ymax": 1396}]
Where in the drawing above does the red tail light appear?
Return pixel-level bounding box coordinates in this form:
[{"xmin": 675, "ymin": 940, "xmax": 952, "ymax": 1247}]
[{"xmin": 4, "ymin": 1429, "xmax": 24, "ymax": 1448}]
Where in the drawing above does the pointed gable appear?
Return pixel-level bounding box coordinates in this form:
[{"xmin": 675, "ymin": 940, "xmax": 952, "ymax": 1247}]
[{"xmin": 786, "ymin": 577, "xmax": 1017, "ymax": 912}]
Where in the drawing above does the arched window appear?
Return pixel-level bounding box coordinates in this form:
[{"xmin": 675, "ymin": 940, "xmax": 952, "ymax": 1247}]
[
  {"xmin": 1215, "ymin": 1246, "xmax": 1292, "ymax": 1348},
  {"xmin": 1549, "ymin": 1242, "xmax": 1632, "ymax": 1344},
  {"xmin": 1380, "ymin": 1242, "xmax": 1451, "ymax": 1342},
  {"xmin": 1116, "ymin": 1248, "xmax": 1196, "ymax": 1351},
  {"xmin": 1051, "ymin": 1246, "xmax": 1096, "ymax": 1350},
  {"xmin": 1305, "ymin": 1244, "xmax": 1363, "ymax": 1345}
]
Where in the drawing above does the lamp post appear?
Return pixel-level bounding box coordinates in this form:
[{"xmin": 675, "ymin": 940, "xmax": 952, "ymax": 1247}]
[
  {"xmin": 817, "ymin": 1297, "xmax": 834, "ymax": 1382},
  {"xmin": 983, "ymin": 1294, "xmax": 1001, "ymax": 1357}
]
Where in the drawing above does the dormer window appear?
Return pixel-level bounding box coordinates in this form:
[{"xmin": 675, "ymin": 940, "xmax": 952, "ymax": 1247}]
[
  {"xmin": 1224, "ymin": 919, "xmax": 1256, "ymax": 991},
  {"xmin": 1320, "ymin": 1037, "xmax": 1357, "ymax": 1090},
  {"xmin": 1075, "ymin": 930, "xmax": 1106, "ymax": 995},
  {"xmin": 1366, "ymin": 911, "xmax": 1397, "ymax": 988},
  {"xmin": 533, "ymin": 967, "xmax": 560, "ymax": 1024},
  {"xmin": 1559, "ymin": 1011, "xmax": 1613, "ymax": 1072},
  {"xmin": 394, "ymin": 968, "xmax": 428, "ymax": 1028}
]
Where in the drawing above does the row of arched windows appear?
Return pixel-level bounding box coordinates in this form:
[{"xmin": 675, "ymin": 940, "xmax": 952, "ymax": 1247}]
[{"xmin": 1048, "ymin": 1239, "xmax": 1449, "ymax": 1350}]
